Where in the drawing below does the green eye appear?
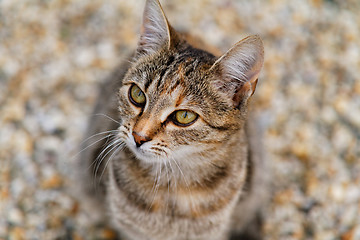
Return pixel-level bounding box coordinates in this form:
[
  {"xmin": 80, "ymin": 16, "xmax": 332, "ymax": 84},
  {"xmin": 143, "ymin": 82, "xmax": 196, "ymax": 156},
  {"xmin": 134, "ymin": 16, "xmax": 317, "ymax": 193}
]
[
  {"xmin": 173, "ymin": 110, "xmax": 198, "ymax": 126},
  {"xmin": 129, "ymin": 84, "xmax": 146, "ymax": 107}
]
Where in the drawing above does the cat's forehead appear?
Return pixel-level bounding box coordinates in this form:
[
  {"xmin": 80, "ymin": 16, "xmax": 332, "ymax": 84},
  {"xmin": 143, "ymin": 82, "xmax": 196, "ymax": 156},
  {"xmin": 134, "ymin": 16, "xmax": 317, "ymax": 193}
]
[{"xmin": 137, "ymin": 49, "xmax": 214, "ymax": 90}]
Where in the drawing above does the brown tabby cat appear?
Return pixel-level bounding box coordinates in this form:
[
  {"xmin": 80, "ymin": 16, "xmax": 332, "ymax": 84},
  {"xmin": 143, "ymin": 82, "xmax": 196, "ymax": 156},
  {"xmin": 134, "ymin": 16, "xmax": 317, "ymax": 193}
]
[{"xmin": 79, "ymin": 0, "xmax": 267, "ymax": 239}]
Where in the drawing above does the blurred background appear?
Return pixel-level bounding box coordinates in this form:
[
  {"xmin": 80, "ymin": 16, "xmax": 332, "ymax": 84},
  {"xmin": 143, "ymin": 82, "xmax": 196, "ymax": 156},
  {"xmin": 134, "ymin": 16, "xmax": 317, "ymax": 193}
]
[{"xmin": 0, "ymin": 0, "xmax": 359, "ymax": 239}]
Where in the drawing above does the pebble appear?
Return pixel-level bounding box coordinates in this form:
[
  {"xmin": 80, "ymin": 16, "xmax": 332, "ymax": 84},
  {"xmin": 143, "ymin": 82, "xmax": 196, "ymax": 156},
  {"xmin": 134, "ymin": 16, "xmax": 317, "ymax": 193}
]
[
  {"xmin": 7, "ymin": 208, "xmax": 24, "ymax": 225},
  {"xmin": 8, "ymin": 227, "xmax": 25, "ymax": 240},
  {"xmin": 41, "ymin": 174, "xmax": 64, "ymax": 189}
]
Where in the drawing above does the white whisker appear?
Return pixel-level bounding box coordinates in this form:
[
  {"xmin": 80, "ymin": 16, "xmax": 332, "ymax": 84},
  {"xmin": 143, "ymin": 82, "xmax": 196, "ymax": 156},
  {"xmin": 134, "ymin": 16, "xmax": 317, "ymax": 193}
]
[
  {"xmin": 167, "ymin": 158, "xmax": 177, "ymax": 189},
  {"xmin": 93, "ymin": 113, "xmax": 121, "ymax": 124},
  {"xmin": 81, "ymin": 130, "xmax": 119, "ymax": 145},
  {"xmin": 87, "ymin": 134, "xmax": 117, "ymax": 172},
  {"xmin": 164, "ymin": 160, "xmax": 170, "ymax": 214},
  {"xmin": 148, "ymin": 161, "xmax": 160, "ymax": 214},
  {"xmin": 93, "ymin": 139, "xmax": 123, "ymax": 192},
  {"xmin": 99, "ymin": 142, "xmax": 125, "ymax": 183},
  {"xmin": 149, "ymin": 161, "xmax": 163, "ymax": 214},
  {"xmin": 94, "ymin": 138, "xmax": 121, "ymax": 184},
  {"xmin": 172, "ymin": 157, "xmax": 196, "ymax": 213},
  {"xmin": 73, "ymin": 130, "xmax": 118, "ymax": 160}
]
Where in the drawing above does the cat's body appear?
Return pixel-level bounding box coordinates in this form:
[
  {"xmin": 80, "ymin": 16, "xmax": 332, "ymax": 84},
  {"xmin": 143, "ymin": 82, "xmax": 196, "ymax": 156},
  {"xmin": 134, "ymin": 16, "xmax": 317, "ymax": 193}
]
[{"xmin": 79, "ymin": 1, "xmax": 267, "ymax": 239}]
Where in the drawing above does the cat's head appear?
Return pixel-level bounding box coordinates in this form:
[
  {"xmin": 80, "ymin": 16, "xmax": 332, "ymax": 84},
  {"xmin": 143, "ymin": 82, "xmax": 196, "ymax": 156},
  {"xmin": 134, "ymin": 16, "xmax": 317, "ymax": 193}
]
[{"xmin": 117, "ymin": 0, "xmax": 264, "ymax": 165}]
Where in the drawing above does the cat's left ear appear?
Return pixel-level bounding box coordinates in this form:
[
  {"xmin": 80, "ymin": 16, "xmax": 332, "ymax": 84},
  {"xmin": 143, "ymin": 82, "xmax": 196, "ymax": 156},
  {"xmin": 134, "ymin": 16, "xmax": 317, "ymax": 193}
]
[
  {"xmin": 210, "ymin": 35, "xmax": 264, "ymax": 108},
  {"xmin": 137, "ymin": 0, "xmax": 179, "ymax": 56}
]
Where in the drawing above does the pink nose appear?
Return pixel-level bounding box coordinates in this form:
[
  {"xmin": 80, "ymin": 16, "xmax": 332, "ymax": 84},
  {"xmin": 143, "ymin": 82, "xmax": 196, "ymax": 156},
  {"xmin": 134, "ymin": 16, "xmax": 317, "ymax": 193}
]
[{"xmin": 132, "ymin": 131, "xmax": 150, "ymax": 147}]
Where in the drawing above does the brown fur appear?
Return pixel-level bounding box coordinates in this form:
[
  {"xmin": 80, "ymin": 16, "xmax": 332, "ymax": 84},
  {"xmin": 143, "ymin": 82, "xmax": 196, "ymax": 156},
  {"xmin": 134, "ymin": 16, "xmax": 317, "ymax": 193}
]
[{"xmin": 79, "ymin": 0, "xmax": 267, "ymax": 239}]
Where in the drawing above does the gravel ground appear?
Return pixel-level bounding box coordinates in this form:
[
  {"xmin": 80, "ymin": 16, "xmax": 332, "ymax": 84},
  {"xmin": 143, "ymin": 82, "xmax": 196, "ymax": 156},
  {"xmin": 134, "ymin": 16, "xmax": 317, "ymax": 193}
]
[{"xmin": 1, "ymin": 0, "xmax": 359, "ymax": 239}]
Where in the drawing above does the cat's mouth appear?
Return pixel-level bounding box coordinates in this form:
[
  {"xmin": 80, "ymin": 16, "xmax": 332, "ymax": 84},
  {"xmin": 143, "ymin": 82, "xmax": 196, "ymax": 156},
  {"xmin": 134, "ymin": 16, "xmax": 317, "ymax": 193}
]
[{"xmin": 126, "ymin": 139, "xmax": 168, "ymax": 164}]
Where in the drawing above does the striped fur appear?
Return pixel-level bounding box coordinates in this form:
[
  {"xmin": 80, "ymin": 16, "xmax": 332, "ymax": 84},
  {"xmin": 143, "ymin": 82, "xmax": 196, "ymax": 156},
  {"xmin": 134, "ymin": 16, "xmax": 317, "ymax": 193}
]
[{"xmin": 79, "ymin": 0, "xmax": 266, "ymax": 240}]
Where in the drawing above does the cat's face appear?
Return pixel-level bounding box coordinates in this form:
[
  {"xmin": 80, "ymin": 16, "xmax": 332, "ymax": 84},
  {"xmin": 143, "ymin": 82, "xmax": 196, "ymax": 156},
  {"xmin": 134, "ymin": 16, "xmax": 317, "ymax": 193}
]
[
  {"xmin": 117, "ymin": 49, "xmax": 242, "ymax": 165},
  {"xmin": 115, "ymin": 0, "xmax": 263, "ymax": 166}
]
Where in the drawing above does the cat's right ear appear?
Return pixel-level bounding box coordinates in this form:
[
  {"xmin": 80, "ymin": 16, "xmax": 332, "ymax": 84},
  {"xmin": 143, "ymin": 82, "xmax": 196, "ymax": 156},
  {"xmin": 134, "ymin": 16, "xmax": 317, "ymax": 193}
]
[{"xmin": 136, "ymin": 0, "xmax": 179, "ymax": 57}]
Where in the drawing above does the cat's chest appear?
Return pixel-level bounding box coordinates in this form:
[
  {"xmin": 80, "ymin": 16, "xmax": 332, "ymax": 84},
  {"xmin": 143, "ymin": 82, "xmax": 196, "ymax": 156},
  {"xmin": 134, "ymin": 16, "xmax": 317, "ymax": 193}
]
[
  {"xmin": 108, "ymin": 160, "xmax": 216, "ymax": 218},
  {"xmin": 107, "ymin": 165, "xmax": 239, "ymax": 240},
  {"xmin": 107, "ymin": 149, "xmax": 246, "ymax": 216}
]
